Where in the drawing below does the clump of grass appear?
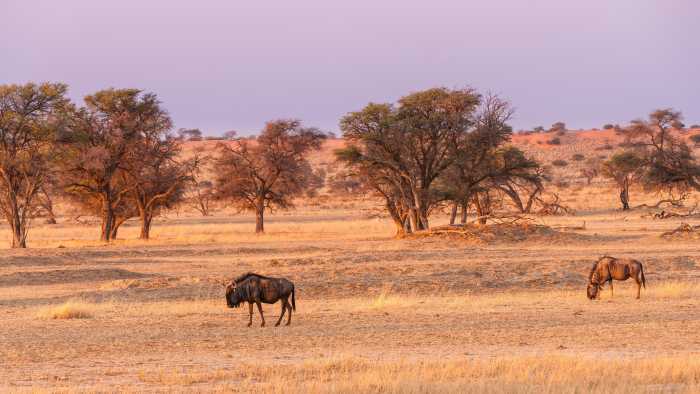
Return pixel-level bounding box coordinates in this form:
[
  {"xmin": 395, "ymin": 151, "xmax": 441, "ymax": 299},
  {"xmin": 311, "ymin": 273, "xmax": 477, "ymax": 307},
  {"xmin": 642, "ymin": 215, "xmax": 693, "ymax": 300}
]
[
  {"xmin": 36, "ymin": 300, "xmax": 96, "ymax": 319},
  {"xmin": 370, "ymin": 284, "xmax": 401, "ymax": 309},
  {"xmin": 649, "ymin": 281, "xmax": 700, "ymax": 299}
]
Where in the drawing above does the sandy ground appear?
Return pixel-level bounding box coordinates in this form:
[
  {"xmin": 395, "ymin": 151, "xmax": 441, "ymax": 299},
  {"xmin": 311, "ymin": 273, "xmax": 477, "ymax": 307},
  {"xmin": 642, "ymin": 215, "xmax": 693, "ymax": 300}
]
[{"xmin": 1, "ymin": 207, "xmax": 699, "ymax": 392}]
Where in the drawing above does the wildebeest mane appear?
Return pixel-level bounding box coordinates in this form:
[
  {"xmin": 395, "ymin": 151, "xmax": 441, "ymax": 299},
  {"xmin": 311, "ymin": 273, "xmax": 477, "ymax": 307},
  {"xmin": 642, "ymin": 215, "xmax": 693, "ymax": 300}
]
[
  {"xmin": 232, "ymin": 272, "xmax": 273, "ymax": 284},
  {"xmin": 588, "ymin": 262, "xmax": 599, "ymax": 283},
  {"xmin": 589, "ymin": 256, "xmax": 615, "ymax": 283}
]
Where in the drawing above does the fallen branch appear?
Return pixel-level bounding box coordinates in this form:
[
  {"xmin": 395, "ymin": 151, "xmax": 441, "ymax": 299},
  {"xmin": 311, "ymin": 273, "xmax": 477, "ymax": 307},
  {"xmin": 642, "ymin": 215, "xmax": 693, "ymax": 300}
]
[
  {"xmin": 551, "ymin": 221, "xmax": 586, "ymax": 231},
  {"xmin": 661, "ymin": 222, "xmax": 700, "ymax": 237},
  {"xmin": 463, "ymin": 214, "xmax": 534, "ymax": 226}
]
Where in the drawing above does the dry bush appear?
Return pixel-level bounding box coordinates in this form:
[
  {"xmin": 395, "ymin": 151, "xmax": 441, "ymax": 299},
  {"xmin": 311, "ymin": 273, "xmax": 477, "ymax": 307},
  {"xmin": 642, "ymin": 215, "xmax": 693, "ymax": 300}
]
[{"xmin": 36, "ymin": 300, "xmax": 97, "ymax": 319}]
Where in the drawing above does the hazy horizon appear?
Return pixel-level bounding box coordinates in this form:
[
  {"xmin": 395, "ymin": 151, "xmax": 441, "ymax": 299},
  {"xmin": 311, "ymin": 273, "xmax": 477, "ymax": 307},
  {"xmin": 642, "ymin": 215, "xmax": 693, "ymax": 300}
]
[{"xmin": 2, "ymin": 0, "xmax": 698, "ymax": 135}]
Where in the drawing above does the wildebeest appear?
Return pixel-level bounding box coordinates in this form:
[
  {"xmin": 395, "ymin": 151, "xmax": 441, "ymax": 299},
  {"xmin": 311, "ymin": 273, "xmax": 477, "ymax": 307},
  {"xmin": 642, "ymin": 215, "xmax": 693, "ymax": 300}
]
[
  {"xmin": 587, "ymin": 256, "xmax": 646, "ymax": 300},
  {"xmin": 224, "ymin": 273, "xmax": 296, "ymax": 327}
]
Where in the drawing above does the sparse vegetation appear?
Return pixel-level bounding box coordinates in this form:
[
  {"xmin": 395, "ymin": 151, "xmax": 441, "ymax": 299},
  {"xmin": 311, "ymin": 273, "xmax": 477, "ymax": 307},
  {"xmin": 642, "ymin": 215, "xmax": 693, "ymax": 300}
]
[
  {"xmin": 214, "ymin": 120, "xmax": 326, "ymax": 233},
  {"xmin": 3, "ymin": 82, "xmax": 700, "ymax": 394},
  {"xmin": 36, "ymin": 300, "xmax": 96, "ymax": 319},
  {"xmin": 549, "ymin": 121, "xmax": 566, "ymax": 133},
  {"xmin": 602, "ymin": 151, "xmax": 644, "ymax": 210}
]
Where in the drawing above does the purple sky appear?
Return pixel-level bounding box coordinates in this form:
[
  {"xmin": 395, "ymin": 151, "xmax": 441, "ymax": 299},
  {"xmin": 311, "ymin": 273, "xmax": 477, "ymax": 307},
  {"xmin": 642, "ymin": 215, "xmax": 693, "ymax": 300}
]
[{"xmin": 2, "ymin": 1, "xmax": 698, "ymax": 135}]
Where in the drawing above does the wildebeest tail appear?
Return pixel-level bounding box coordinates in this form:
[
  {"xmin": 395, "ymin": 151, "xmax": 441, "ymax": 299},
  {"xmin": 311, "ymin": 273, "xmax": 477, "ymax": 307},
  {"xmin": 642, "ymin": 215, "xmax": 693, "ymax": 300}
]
[
  {"xmin": 291, "ymin": 285, "xmax": 296, "ymax": 311},
  {"xmin": 641, "ymin": 265, "xmax": 646, "ymax": 289}
]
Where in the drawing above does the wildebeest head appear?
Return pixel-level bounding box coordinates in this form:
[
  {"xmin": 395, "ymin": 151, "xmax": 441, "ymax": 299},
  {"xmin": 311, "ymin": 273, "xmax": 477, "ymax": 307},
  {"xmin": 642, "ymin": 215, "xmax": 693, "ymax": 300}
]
[
  {"xmin": 587, "ymin": 282, "xmax": 600, "ymax": 300},
  {"xmin": 224, "ymin": 281, "xmax": 242, "ymax": 308}
]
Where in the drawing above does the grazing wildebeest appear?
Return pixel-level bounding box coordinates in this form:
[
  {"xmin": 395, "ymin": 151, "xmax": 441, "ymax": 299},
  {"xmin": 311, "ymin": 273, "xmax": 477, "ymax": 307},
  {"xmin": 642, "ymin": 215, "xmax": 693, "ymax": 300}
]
[
  {"xmin": 224, "ymin": 273, "xmax": 296, "ymax": 327},
  {"xmin": 587, "ymin": 256, "xmax": 646, "ymax": 300}
]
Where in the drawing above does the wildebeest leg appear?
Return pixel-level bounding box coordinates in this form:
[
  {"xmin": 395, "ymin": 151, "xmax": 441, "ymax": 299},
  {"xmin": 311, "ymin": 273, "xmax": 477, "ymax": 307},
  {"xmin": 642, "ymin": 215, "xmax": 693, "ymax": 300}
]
[
  {"xmin": 634, "ymin": 275, "xmax": 641, "ymax": 299},
  {"xmin": 286, "ymin": 300, "xmax": 292, "ymax": 326},
  {"xmin": 275, "ymin": 300, "xmax": 287, "ymax": 327},
  {"xmin": 609, "ymin": 279, "xmax": 614, "ymax": 298},
  {"xmin": 247, "ymin": 302, "xmax": 253, "ymax": 327},
  {"xmin": 256, "ymin": 302, "xmax": 265, "ymax": 327}
]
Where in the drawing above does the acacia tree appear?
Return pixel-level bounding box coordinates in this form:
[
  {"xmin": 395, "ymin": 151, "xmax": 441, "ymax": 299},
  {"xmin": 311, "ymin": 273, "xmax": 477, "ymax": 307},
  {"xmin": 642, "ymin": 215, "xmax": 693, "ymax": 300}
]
[
  {"xmin": 127, "ymin": 135, "xmax": 195, "ymax": 239},
  {"xmin": 336, "ymin": 147, "xmax": 413, "ymax": 235},
  {"xmin": 0, "ymin": 83, "xmax": 69, "ymax": 247},
  {"xmin": 339, "ymin": 88, "xmax": 481, "ymax": 232},
  {"xmin": 439, "ymin": 95, "xmax": 526, "ymax": 224},
  {"xmin": 606, "ymin": 109, "xmax": 700, "ymax": 208},
  {"xmin": 61, "ymin": 89, "xmax": 172, "ymax": 241},
  {"xmin": 625, "ymin": 109, "xmax": 700, "ymax": 193},
  {"xmin": 214, "ymin": 121, "xmax": 326, "ymax": 233},
  {"xmin": 601, "ymin": 151, "xmax": 644, "ymax": 210}
]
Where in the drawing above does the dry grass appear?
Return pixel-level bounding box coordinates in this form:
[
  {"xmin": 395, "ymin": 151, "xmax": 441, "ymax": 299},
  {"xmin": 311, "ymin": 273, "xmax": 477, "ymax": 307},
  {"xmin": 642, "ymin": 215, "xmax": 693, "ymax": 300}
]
[
  {"xmin": 35, "ymin": 300, "xmax": 97, "ymax": 320},
  {"xmin": 648, "ymin": 281, "xmax": 700, "ymax": 299},
  {"xmin": 131, "ymin": 354, "xmax": 700, "ymax": 393},
  {"xmin": 2, "ymin": 162, "xmax": 700, "ymax": 393}
]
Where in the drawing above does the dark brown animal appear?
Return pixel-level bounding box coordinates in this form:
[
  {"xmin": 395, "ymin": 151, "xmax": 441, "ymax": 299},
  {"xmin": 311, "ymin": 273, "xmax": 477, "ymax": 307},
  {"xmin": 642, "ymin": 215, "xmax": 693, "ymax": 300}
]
[
  {"xmin": 224, "ymin": 273, "xmax": 296, "ymax": 327},
  {"xmin": 587, "ymin": 256, "xmax": 646, "ymax": 300}
]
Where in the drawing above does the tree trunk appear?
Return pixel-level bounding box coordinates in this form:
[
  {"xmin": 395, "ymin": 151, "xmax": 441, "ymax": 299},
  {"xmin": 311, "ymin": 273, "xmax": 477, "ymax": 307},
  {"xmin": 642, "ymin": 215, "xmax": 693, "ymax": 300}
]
[
  {"xmin": 449, "ymin": 201, "xmax": 458, "ymax": 225},
  {"xmin": 10, "ymin": 216, "xmax": 26, "ymax": 248},
  {"xmin": 501, "ymin": 186, "xmax": 524, "ymax": 213},
  {"xmin": 110, "ymin": 216, "xmax": 128, "ymax": 240},
  {"xmin": 418, "ymin": 209, "xmax": 430, "ymax": 230},
  {"xmin": 474, "ymin": 194, "xmax": 487, "ymax": 225},
  {"xmin": 386, "ymin": 200, "xmax": 406, "ymax": 237},
  {"xmin": 407, "ymin": 207, "xmax": 418, "ymax": 233},
  {"xmin": 100, "ymin": 203, "xmax": 114, "ymax": 242},
  {"xmin": 460, "ymin": 200, "xmax": 468, "ymax": 224},
  {"xmin": 255, "ymin": 199, "xmax": 265, "ymax": 234},
  {"xmin": 524, "ymin": 186, "xmax": 542, "ymax": 213},
  {"xmin": 139, "ymin": 212, "xmax": 153, "ymax": 239},
  {"xmin": 620, "ymin": 179, "xmax": 630, "ymax": 210}
]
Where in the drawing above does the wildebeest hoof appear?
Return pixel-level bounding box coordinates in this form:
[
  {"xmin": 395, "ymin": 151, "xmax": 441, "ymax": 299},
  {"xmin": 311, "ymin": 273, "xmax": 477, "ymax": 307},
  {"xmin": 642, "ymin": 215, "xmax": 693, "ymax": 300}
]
[
  {"xmin": 261, "ymin": 323, "xmax": 265, "ymax": 327},
  {"xmin": 275, "ymin": 323, "xmax": 280, "ymax": 327},
  {"xmin": 247, "ymin": 323, "xmax": 252, "ymax": 327}
]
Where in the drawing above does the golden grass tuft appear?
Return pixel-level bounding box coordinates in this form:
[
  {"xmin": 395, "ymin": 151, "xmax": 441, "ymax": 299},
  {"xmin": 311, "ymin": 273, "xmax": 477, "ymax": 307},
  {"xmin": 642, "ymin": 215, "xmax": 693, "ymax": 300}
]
[
  {"xmin": 35, "ymin": 300, "xmax": 96, "ymax": 320},
  {"xmin": 649, "ymin": 281, "xmax": 700, "ymax": 299},
  {"xmin": 370, "ymin": 284, "xmax": 405, "ymax": 309}
]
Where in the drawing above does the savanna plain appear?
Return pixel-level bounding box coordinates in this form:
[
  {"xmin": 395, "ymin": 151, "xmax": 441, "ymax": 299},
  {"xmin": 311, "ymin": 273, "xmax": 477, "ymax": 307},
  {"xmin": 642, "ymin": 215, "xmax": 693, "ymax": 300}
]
[{"xmin": 2, "ymin": 136, "xmax": 700, "ymax": 393}]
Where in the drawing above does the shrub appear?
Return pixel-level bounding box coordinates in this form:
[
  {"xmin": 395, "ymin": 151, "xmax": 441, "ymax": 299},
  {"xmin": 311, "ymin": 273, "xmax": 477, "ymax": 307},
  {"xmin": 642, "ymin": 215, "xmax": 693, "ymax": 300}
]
[
  {"xmin": 552, "ymin": 159, "xmax": 568, "ymax": 167},
  {"xmin": 595, "ymin": 144, "xmax": 613, "ymax": 151},
  {"xmin": 690, "ymin": 134, "xmax": 700, "ymax": 145},
  {"xmin": 571, "ymin": 154, "xmax": 585, "ymax": 161},
  {"xmin": 550, "ymin": 122, "xmax": 566, "ymax": 133},
  {"xmin": 36, "ymin": 301, "xmax": 95, "ymax": 319},
  {"xmin": 546, "ymin": 137, "xmax": 561, "ymax": 145},
  {"xmin": 690, "ymin": 124, "xmax": 700, "ymax": 129},
  {"xmin": 603, "ymin": 124, "xmax": 614, "ymax": 130}
]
